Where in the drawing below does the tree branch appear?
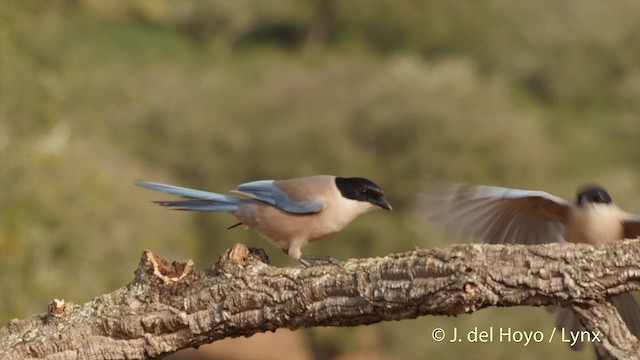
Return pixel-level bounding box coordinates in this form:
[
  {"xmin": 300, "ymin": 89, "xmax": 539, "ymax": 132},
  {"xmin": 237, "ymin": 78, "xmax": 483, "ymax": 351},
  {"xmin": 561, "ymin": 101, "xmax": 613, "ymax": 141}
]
[{"xmin": 2, "ymin": 240, "xmax": 639, "ymax": 359}]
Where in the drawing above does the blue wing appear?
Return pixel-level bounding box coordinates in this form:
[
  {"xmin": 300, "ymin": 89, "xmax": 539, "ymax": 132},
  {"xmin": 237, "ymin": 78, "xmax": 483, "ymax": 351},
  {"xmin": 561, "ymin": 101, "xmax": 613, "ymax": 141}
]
[{"xmin": 233, "ymin": 180, "xmax": 324, "ymax": 214}]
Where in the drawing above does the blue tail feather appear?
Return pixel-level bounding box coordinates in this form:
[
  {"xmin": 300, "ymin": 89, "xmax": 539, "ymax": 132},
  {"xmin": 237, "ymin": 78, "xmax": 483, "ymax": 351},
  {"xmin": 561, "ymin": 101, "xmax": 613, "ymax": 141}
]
[{"xmin": 137, "ymin": 180, "xmax": 239, "ymax": 212}]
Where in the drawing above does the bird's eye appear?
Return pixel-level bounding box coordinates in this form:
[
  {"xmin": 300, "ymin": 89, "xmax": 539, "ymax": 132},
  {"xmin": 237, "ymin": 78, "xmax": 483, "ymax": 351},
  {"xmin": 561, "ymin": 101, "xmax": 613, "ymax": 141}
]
[{"xmin": 358, "ymin": 188, "xmax": 371, "ymax": 198}]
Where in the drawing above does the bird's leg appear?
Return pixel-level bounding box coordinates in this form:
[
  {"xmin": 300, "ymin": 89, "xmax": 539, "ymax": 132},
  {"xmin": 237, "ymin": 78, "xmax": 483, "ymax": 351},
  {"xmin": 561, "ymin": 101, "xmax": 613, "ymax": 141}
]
[
  {"xmin": 298, "ymin": 257, "xmax": 312, "ymax": 267},
  {"xmin": 226, "ymin": 222, "xmax": 243, "ymax": 230},
  {"xmin": 299, "ymin": 255, "xmax": 344, "ymax": 266}
]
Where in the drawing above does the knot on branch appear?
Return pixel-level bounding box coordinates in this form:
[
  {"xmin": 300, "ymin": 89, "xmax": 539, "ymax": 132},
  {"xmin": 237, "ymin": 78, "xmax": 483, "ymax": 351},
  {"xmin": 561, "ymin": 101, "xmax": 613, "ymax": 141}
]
[
  {"xmin": 225, "ymin": 243, "xmax": 270, "ymax": 265},
  {"xmin": 213, "ymin": 243, "xmax": 271, "ymax": 274}
]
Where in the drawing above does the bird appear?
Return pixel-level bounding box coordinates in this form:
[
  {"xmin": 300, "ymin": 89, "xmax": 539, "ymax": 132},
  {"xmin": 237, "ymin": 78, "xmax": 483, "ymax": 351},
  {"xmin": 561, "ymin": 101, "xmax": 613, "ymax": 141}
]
[
  {"xmin": 422, "ymin": 183, "xmax": 640, "ymax": 352},
  {"xmin": 137, "ymin": 175, "xmax": 392, "ymax": 266}
]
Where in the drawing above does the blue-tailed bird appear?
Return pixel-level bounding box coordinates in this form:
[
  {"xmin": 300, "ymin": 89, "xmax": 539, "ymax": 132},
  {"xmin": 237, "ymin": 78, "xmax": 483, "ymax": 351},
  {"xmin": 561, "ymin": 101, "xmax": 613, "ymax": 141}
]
[{"xmin": 137, "ymin": 175, "xmax": 391, "ymax": 265}]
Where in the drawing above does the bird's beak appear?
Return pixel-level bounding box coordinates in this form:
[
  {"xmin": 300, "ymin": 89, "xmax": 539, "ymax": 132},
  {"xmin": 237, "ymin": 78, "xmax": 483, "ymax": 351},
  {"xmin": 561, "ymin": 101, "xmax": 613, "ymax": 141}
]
[{"xmin": 375, "ymin": 197, "xmax": 393, "ymax": 211}]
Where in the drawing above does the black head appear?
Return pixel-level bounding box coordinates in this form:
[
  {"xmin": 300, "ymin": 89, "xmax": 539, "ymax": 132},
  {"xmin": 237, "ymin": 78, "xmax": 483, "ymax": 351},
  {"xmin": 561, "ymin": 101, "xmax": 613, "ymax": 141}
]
[
  {"xmin": 335, "ymin": 177, "xmax": 392, "ymax": 210},
  {"xmin": 576, "ymin": 185, "xmax": 612, "ymax": 206}
]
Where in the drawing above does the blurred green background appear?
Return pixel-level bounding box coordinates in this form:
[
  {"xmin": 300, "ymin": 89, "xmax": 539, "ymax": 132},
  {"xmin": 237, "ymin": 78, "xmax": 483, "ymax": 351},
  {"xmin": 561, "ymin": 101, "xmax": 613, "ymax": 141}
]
[{"xmin": 1, "ymin": 1, "xmax": 639, "ymax": 359}]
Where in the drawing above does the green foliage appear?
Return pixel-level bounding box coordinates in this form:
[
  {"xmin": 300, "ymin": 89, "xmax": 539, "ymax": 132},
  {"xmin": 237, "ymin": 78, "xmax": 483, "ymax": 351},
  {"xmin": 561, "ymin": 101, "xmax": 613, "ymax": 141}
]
[{"xmin": 1, "ymin": 1, "xmax": 639, "ymax": 359}]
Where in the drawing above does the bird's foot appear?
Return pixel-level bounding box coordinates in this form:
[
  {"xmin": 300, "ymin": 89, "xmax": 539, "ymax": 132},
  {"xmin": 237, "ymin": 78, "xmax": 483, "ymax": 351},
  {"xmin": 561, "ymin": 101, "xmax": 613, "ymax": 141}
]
[{"xmin": 298, "ymin": 255, "xmax": 344, "ymax": 267}]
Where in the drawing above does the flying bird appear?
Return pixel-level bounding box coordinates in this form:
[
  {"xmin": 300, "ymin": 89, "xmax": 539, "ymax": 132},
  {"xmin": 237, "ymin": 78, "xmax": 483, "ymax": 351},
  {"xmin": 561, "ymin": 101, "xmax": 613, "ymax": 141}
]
[
  {"xmin": 422, "ymin": 184, "xmax": 640, "ymax": 351},
  {"xmin": 137, "ymin": 175, "xmax": 391, "ymax": 266}
]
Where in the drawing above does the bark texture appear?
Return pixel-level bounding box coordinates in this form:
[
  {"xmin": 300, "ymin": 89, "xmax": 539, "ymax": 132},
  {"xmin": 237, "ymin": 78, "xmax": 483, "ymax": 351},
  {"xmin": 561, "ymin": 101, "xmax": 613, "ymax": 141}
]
[{"xmin": 1, "ymin": 240, "xmax": 639, "ymax": 360}]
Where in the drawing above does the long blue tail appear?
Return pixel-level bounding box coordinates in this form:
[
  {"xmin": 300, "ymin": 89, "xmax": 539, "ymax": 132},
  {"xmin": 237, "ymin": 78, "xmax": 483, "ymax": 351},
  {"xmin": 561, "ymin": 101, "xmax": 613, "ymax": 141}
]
[{"xmin": 136, "ymin": 180, "xmax": 239, "ymax": 211}]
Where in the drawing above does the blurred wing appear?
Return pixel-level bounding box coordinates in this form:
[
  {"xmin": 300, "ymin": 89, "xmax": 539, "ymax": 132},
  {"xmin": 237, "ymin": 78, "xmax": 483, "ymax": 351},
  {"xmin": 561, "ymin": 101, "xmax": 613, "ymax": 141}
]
[
  {"xmin": 233, "ymin": 180, "xmax": 324, "ymax": 214},
  {"xmin": 422, "ymin": 184, "xmax": 571, "ymax": 244},
  {"xmin": 611, "ymin": 292, "xmax": 640, "ymax": 340},
  {"xmin": 622, "ymin": 214, "xmax": 640, "ymax": 239},
  {"xmin": 553, "ymin": 293, "xmax": 640, "ymax": 352},
  {"xmin": 553, "ymin": 307, "xmax": 587, "ymax": 351}
]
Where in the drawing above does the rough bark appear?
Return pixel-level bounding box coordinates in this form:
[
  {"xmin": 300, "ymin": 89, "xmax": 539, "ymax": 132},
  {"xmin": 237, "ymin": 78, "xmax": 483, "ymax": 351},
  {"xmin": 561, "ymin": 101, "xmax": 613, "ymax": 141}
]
[{"xmin": 1, "ymin": 240, "xmax": 639, "ymax": 360}]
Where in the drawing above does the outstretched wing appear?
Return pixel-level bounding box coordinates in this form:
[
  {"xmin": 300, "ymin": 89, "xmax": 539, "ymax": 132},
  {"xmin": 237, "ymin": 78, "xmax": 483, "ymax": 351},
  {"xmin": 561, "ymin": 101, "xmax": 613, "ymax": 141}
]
[
  {"xmin": 233, "ymin": 180, "xmax": 324, "ymax": 214},
  {"xmin": 422, "ymin": 184, "xmax": 571, "ymax": 244}
]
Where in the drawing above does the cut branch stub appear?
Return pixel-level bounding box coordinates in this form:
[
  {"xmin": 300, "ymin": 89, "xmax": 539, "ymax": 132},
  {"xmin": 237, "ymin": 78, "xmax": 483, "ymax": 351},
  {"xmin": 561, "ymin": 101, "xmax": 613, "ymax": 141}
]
[{"xmin": 134, "ymin": 250, "xmax": 196, "ymax": 286}]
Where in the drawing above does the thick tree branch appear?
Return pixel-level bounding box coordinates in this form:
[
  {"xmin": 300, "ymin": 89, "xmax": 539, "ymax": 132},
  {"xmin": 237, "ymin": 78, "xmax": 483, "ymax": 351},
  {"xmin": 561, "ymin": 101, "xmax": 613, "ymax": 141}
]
[{"xmin": 2, "ymin": 240, "xmax": 639, "ymax": 359}]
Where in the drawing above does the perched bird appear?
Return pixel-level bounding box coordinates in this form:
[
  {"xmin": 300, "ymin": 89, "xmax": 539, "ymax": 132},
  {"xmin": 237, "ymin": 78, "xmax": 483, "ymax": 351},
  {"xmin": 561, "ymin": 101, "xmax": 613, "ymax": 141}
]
[
  {"xmin": 137, "ymin": 175, "xmax": 391, "ymax": 265},
  {"xmin": 422, "ymin": 184, "xmax": 640, "ymax": 351}
]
